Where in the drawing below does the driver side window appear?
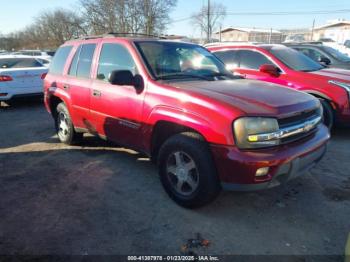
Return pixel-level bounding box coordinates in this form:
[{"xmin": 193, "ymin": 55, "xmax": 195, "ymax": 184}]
[
  {"xmin": 238, "ymin": 50, "xmax": 273, "ymax": 70},
  {"xmin": 97, "ymin": 43, "xmax": 136, "ymax": 81}
]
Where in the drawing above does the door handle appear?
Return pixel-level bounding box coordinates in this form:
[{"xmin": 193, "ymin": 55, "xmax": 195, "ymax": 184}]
[
  {"xmin": 92, "ymin": 89, "xmax": 101, "ymax": 97},
  {"xmin": 63, "ymin": 84, "xmax": 70, "ymax": 90}
]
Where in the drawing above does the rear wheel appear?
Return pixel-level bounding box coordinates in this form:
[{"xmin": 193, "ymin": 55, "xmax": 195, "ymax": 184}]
[
  {"xmin": 55, "ymin": 102, "xmax": 83, "ymax": 145},
  {"xmin": 158, "ymin": 132, "xmax": 221, "ymax": 208},
  {"xmin": 320, "ymin": 99, "xmax": 334, "ymax": 130}
]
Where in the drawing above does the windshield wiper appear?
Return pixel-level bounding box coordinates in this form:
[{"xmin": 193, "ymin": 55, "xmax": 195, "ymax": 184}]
[
  {"xmin": 203, "ymin": 72, "xmax": 237, "ymax": 79},
  {"xmin": 156, "ymin": 73, "xmax": 212, "ymax": 81},
  {"xmin": 300, "ymin": 68, "xmax": 322, "ymax": 72}
]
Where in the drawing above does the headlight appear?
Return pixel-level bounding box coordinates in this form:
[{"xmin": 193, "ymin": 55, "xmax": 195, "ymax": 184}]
[
  {"xmin": 328, "ymin": 80, "xmax": 350, "ymax": 92},
  {"xmin": 233, "ymin": 114, "xmax": 322, "ymax": 150},
  {"xmin": 233, "ymin": 117, "xmax": 280, "ymax": 149}
]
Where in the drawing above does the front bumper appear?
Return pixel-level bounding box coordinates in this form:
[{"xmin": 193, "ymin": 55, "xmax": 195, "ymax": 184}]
[{"xmin": 210, "ymin": 125, "xmax": 330, "ymax": 191}]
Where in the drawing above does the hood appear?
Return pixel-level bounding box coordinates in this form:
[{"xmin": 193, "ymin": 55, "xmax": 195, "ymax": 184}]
[
  {"xmin": 310, "ymin": 68, "xmax": 350, "ymax": 82},
  {"xmin": 171, "ymin": 79, "xmax": 319, "ymax": 117}
]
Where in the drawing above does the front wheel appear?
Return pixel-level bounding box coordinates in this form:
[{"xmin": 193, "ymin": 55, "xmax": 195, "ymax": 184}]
[
  {"xmin": 320, "ymin": 99, "xmax": 334, "ymax": 130},
  {"xmin": 55, "ymin": 102, "xmax": 83, "ymax": 145},
  {"xmin": 158, "ymin": 132, "xmax": 221, "ymax": 208}
]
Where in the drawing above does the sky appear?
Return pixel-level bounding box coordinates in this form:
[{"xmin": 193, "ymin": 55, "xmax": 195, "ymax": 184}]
[{"xmin": 0, "ymin": 0, "xmax": 349, "ymax": 36}]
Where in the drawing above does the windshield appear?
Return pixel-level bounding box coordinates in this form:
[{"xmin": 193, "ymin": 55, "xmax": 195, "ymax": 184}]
[
  {"xmin": 269, "ymin": 46, "xmax": 324, "ymax": 72},
  {"xmin": 322, "ymin": 46, "xmax": 350, "ymax": 62},
  {"xmin": 135, "ymin": 41, "xmax": 233, "ymax": 80}
]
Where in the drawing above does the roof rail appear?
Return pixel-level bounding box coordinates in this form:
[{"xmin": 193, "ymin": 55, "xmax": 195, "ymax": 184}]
[
  {"xmin": 203, "ymin": 41, "xmax": 261, "ymax": 48},
  {"xmin": 283, "ymin": 41, "xmax": 323, "ymax": 45},
  {"xmin": 104, "ymin": 32, "xmax": 167, "ymax": 39},
  {"xmin": 79, "ymin": 35, "xmax": 102, "ymax": 40},
  {"xmin": 74, "ymin": 32, "xmax": 167, "ymax": 41}
]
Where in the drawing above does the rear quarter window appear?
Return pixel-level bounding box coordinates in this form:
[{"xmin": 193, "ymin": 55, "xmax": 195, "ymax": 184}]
[{"xmin": 49, "ymin": 46, "xmax": 73, "ymax": 75}]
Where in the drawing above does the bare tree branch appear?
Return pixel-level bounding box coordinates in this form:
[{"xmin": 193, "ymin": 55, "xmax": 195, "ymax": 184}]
[{"xmin": 191, "ymin": 1, "xmax": 226, "ymax": 43}]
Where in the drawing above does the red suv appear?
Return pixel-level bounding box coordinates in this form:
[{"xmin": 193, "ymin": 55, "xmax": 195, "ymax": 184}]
[
  {"xmin": 44, "ymin": 35, "xmax": 329, "ymax": 207},
  {"xmin": 208, "ymin": 44, "xmax": 350, "ymax": 129}
]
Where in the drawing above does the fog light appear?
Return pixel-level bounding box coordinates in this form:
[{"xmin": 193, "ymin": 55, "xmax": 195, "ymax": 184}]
[{"xmin": 256, "ymin": 167, "xmax": 269, "ymax": 177}]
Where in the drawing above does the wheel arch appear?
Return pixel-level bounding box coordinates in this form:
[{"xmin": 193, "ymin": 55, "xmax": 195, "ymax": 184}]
[
  {"xmin": 303, "ymin": 90, "xmax": 332, "ymax": 101},
  {"xmin": 150, "ymin": 120, "xmax": 207, "ymax": 162}
]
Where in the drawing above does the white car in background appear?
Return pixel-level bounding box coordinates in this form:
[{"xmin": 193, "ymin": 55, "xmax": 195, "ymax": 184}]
[
  {"xmin": 0, "ymin": 55, "xmax": 48, "ymax": 102},
  {"xmin": 12, "ymin": 50, "xmax": 55, "ymax": 61},
  {"xmin": 318, "ymin": 38, "xmax": 350, "ymax": 57}
]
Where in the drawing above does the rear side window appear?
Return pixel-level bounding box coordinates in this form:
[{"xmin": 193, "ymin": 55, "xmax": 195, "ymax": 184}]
[
  {"xmin": 49, "ymin": 46, "xmax": 73, "ymax": 75},
  {"xmin": 238, "ymin": 50, "xmax": 272, "ymax": 70},
  {"xmin": 68, "ymin": 46, "xmax": 81, "ymax": 76},
  {"xmin": 68, "ymin": 44, "xmax": 96, "ymax": 78},
  {"xmin": 97, "ymin": 43, "xmax": 136, "ymax": 81},
  {"xmin": 214, "ymin": 50, "xmax": 239, "ymax": 68},
  {"xmin": 0, "ymin": 58, "xmax": 43, "ymax": 69}
]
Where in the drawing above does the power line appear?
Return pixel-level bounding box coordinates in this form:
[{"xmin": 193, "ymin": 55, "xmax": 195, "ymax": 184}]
[
  {"xmin": 169, "ymin": 9, "xmax": 350, "ymax": 24},
  {"xmin": 225, "ymin": 9, "xmax": 350, "ymax": 16}
]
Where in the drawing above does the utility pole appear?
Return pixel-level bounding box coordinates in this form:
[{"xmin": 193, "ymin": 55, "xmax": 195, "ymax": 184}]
[
  {"xmin": 207, "ymin": 0, "xmax": 210, "ymax": 43},
  {"xmin": 311, "ymin": 19, "xmax": 315, "ymax": 41}
]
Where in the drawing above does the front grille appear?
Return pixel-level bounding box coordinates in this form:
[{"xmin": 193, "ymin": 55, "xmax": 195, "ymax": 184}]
[
  {"xmin": 278, "ymin": 108, "xmax": 320, "ymax": 128},
  {"xmin": 278, "ymin": 107, "xmax": 321, "ymax": 144}
]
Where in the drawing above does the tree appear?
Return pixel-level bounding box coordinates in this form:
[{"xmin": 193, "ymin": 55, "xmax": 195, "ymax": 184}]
[
  {"xmin": 5, "ymin": 8, "xmax": 87, "ymax": 50},
  {"xmin": 79, "ymin": 0, "xmax": 177, "ymax": 35},
  {"xmin": 191, "ymin": 1, "xmax": 226, "ymax": 43},
  {"xmin": 33, "ymin": 9, "xmax": 87, "ymax": 48}
]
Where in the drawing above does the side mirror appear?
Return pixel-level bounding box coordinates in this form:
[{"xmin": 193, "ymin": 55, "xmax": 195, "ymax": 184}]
[
  {"xmin": 318, "ymin": 56, "xmax": 331, "ymax": 65},
  {"xmin": 108, "ymin": 70, "xmax": 144, "ymax": 92},
  {"xmin": 108, "ymin": 70, "xmax": 134, "ymax": 86},
  {"xmin": 259, "ymin": 64, "xmax": 280, "ymax": 77}
]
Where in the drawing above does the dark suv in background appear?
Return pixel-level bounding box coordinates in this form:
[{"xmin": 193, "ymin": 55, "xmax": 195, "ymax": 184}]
[{"xmin": 285, "ymin": 43, "xmax": 350, "ymax": 70}]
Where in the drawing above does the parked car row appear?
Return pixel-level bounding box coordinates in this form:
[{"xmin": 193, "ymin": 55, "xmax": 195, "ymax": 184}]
[
  {"xmin": 42, "ymin": 34, "xmax": 330, "ymax": 208},
  {"xmin": 3, "ymin": 34, "xmax": 350, "ymax": 207}
]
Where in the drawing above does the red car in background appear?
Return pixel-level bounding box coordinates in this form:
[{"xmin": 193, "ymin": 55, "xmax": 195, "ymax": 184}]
[{"xmin": 208, "ymin": 44, "xmax": 350, "ymax": 129}]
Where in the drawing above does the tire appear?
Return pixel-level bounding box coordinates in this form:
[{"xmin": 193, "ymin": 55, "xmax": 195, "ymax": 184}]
[
  {"xmin": 55, "ymin": 102, "xmax": 83, "ymax": 145},
  {"xmin": 320, "ymin": 99, "xmax": 334, "ymax": 130},
  {"xmin": 158, "ymin": 132, "xmax": 221, "ymax": 208}
]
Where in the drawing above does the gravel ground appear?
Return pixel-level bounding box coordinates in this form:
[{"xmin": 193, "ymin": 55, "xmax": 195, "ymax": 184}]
[{"xmin": 0, "ymin": 101, "xmax": 349, "ymax": 260}]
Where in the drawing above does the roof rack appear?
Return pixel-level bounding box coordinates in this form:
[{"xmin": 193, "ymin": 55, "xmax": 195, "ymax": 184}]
[
  {"xmin": 203, "ymin": 41, "xmax": 261, "ymax": 48},
  {"xmin": 283, "ymin": 41, "xmax": 323, "ymax": 45},
  {"xmin": 76, "ymin": 32, "xmax": 166, "ymax": 40},
  {"xmin": 105, "ymin": 32, "xmax": 167, "ymax": 39}
]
